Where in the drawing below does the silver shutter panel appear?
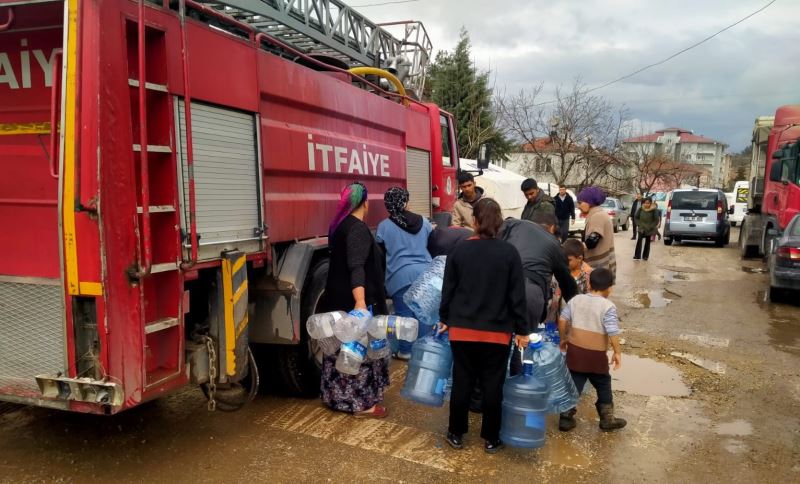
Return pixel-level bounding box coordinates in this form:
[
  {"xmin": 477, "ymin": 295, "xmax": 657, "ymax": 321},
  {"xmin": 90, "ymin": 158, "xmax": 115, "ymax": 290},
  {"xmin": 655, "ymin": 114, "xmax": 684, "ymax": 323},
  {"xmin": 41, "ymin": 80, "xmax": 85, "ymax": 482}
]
[
  {"xmin": 176, "ymin": 100, "xmax": 262, "ymax": 259},
  {"xmin": 406, "ymin": 148, "xmax": 432, "ymax": 218}
]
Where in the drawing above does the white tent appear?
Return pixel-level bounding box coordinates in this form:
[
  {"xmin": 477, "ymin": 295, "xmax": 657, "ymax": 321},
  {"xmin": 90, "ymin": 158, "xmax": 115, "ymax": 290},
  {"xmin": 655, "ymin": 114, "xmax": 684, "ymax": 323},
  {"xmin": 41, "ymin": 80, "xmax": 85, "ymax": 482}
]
[
  {"xmin": 460, "ymin": 159, "xmax": 527, "ymax": 218},
  {"xmin": 459, "ymin": 159, "xmax": 576, "ymax": 219}
]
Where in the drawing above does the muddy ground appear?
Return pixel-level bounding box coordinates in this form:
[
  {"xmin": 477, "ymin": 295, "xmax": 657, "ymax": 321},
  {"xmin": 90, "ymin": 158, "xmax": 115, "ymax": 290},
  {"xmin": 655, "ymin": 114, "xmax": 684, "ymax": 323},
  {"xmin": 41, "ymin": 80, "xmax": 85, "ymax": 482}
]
[{"xmin": 1, "ymin": 227, "xmax": 799, "ymax": 483}]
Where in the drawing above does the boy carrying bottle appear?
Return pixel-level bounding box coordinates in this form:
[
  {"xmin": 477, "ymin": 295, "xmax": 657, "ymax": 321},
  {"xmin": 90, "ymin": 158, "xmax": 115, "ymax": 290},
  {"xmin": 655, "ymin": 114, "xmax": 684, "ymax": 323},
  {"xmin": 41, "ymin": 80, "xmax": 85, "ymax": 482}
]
[{"xmin": 557, "ymin": 268, "xmax": 626, "ymax": 432}]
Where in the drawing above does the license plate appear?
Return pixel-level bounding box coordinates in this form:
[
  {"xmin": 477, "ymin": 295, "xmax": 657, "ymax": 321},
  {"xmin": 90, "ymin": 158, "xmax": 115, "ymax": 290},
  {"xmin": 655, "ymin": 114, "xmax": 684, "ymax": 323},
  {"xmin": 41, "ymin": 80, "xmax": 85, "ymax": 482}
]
[{"xmin": 683, "ymin": 216, "xmax": 702, "ymax": 222}]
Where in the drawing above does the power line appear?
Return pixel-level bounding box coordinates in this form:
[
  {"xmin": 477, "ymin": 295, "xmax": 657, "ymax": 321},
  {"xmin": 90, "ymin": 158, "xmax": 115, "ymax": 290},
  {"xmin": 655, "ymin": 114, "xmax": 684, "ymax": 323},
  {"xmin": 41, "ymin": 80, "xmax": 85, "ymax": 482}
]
[
  {"xmin": 532, "ymin": 0, "xmax": 779, "ymax": 106},
  {"xmin": 586, "ymin": 0, "xmax": 778, "ymax": 94},
  {"xmin": 351, "ymin": 0, "xmax": 420, "ymax": 7}
]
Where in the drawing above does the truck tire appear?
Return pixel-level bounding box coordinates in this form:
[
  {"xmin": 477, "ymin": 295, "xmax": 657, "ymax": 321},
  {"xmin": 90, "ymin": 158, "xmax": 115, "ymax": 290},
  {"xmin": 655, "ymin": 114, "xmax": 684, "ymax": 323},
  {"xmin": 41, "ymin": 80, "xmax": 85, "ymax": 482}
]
[
  {"xmin": 278, "ymin": 259, "xmax": 328, "ymax": 397},
  {"xmin": 738, "ymin": 220, "xmax": 759, "ymax": 258},
  {"xmin": 201, "ymin": 346, "xmax": 259, "ymax": 411}
]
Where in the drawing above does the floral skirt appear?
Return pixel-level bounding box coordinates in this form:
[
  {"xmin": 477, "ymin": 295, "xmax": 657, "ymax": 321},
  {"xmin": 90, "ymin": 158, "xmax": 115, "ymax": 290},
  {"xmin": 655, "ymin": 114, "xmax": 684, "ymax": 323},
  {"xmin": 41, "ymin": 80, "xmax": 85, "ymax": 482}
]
[{"xmin": 321, "ymin": 354, "xmax": 390, "ymax": 413}]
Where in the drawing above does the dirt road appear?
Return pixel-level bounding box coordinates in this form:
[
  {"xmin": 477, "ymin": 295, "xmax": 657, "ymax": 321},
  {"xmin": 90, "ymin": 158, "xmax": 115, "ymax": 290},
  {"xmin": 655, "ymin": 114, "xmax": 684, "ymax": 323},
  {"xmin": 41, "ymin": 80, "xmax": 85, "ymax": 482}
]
[{"xmin": 1, "ymin": 227, "xmax": 798, "ymax": 483}]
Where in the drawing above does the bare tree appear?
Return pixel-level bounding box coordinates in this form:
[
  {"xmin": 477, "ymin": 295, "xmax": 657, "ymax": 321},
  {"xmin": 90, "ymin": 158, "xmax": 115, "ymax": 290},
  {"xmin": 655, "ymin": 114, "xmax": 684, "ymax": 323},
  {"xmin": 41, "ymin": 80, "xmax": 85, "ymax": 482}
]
[
  {"xmin": 618, "ymin": 141, "xmax": 707, "ymax": 194},
  {"xmin": 496, "ymin": 80, "xmax": 628, "ymax": 189}
]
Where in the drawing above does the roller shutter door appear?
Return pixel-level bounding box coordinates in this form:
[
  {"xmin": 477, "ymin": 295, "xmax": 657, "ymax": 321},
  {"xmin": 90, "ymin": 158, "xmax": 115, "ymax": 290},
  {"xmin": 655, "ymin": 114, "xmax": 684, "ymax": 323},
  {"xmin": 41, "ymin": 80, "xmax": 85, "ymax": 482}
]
[
  {"xmin": 406, "ymin": 148, "xmax": 431, "ymax": 218},
  {"xmin": 176, "ymin": 100, "xmax": 263, "ymax": 259}
]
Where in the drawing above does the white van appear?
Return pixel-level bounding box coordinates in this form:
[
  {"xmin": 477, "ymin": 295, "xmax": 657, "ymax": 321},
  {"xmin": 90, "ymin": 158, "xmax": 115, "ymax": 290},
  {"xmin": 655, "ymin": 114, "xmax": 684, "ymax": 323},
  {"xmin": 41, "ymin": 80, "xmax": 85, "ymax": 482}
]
[{"xmin": 730, "ymin": 181, "xmax": 749, "ymax": 226}]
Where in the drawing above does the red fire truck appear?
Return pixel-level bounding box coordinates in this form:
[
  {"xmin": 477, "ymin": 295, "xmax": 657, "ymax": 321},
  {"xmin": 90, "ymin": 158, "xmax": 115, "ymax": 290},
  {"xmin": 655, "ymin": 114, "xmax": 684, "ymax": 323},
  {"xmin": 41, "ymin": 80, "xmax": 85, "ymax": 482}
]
[
  {"xmin": 0, "ymin": 0, "xmax": 460, "ymax": 414},
  {"xmin": 739, "ymin": 105, "xmax": 800, "ymax": 260}
]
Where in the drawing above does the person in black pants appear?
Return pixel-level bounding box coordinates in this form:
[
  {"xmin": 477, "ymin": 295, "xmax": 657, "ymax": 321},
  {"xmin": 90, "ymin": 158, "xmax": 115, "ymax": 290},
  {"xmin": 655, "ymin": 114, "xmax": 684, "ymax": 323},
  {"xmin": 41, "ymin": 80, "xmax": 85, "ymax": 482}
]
[
  {"xmin": 438, "ymin": 198, "xmax": 529, "ymax": 454},
  {"xmin": 554, "ymin": 185, "xmax": 575, "ymax": 242},
  {"xmin": 629, "ymin": 193, "xmax": 643, "ymax": 240},
  {"xmin": 633, "ymin": 198, "xmax": 659, "ymax": 261}
]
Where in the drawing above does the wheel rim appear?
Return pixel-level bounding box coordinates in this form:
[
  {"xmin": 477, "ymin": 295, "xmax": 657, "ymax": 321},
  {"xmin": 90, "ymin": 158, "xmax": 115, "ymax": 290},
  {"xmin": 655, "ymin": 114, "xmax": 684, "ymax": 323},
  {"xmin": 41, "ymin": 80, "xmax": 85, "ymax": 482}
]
[{"xmin": 308, "ymin": 289, "xmax": 326, "ymax": 366}]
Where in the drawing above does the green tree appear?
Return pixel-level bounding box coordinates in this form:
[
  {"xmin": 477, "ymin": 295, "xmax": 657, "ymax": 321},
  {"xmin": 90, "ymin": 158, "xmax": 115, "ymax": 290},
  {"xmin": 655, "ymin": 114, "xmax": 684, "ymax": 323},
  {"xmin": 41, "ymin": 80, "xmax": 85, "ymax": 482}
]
[{"xmin": 426, "ymin": 29, "xmax": 510, "ymax": 160}]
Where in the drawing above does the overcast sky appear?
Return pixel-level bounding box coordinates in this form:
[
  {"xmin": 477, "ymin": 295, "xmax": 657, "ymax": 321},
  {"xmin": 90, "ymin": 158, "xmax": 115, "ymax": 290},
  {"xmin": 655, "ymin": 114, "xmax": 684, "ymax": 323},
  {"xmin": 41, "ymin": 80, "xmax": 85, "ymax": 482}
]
[{"xmin": 359, "ymin": 0, "xmax": 800, "ymax": 152}]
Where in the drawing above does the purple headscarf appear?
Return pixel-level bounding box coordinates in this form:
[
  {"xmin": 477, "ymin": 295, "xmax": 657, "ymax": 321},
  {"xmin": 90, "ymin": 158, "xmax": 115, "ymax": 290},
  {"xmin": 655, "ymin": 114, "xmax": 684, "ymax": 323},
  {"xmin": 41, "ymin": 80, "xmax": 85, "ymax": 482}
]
[{"xmin": 577, "ymin": 186, "xmax": 607, "ymax": 207}]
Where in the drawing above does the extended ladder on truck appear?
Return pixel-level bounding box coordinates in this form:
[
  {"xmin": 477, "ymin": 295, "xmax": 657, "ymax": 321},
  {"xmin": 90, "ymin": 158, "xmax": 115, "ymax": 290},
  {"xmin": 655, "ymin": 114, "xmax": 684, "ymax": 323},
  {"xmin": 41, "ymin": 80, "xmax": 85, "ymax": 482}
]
[{"xmin": 194, "ymin": 0, "xmax": 432, "ymax": 94}]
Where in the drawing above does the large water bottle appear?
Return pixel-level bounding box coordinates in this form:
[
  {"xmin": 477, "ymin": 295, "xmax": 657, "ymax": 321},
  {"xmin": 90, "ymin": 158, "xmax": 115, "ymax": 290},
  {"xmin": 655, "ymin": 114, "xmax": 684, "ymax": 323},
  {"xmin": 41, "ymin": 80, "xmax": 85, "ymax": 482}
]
[
  {"xmin": 335, "ymin": 334, "xmax": 368, "ymax": 375},
  {"xmin": 401, "ymin": 333, "xmax": 452, "ymax": 407},
  {"xmin": 529, "ymin": 334, "xmax": 579, "ymax": 414},
  {"xmin": 306, "ymin": 311, "xmax": 346, "ymax": 356},
  {"xmin": 333, "ymin": 309, "xmax": 370, "ymax": 343},
  {"xmin": 403, "ymin": 256, "xmax": 446, "ymax": 329},
  {"xmin": 500, "ymin": 359, "xmax": 549, "ymax": 448},
  {"xmin": 366, "ymin": 316, "xmax": 391, "ymax": 360}
]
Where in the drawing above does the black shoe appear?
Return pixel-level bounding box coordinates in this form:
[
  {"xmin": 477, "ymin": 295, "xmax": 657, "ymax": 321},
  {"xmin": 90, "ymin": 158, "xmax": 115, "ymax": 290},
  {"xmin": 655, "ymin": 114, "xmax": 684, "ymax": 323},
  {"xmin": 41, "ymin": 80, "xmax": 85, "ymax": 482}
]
[
  {"xmin": 484, "ymin": 439, "xmax": 504, "ymax": 454},
  {"xmin": 633, "ymin": 257, "xmax": 641, "ymax": 260},
  {"xmin": 559, "ymin": 408, "xmax": 577, "ymax": 432},
  {"xmin": 446, "ymin": 432, "xmax": 463, "ymax": 449},
  {"xmin": 630, "ymin": 236, "xmax": 636, "ymax": 240},
  {"xmin": 643, "ymin": 257, "xmax": 648, "ymax": 261}
]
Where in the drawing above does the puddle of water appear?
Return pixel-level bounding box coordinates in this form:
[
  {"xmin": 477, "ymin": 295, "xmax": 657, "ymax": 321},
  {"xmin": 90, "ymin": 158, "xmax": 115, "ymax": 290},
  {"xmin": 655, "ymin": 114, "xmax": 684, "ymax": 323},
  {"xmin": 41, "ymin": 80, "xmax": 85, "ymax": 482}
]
[
  {"xmin": 741, "ymin": 266, "xmax": 767, "ymax": 274},
  {"xmin": 755, "ymin": 291, "xmax": 800, "ymax": 355},
  {"xmin": 670, "ymin": 352, "xmax": 726, "ymax": 375},
  {"xmin": 715, "ymin": 420, "xmax": 753, "ymax": 436},
  {"xmin": 678, "ymin": 333, "xmax": 730, "ymax": 348},
  {"xmin": 610, "ymin": 353, "xmax": 691, "ymax": 397},
  {"xmin": 723, "ymin": 439, "xmax": 748, "ymax": 454},
  {"xmin": 658, "ymin": 265, "xmax": 707, "ymax": 274},
  {"xmin": 536, "ymin": 436, "xmax": 591, "ymax": 468},
  {"xmin": 663, "ymin": 270, "xmax": 688, "ymax": 282},
  {"xmin": 626, "ymin": 290, "xmax": 675, "ymax": 309}
]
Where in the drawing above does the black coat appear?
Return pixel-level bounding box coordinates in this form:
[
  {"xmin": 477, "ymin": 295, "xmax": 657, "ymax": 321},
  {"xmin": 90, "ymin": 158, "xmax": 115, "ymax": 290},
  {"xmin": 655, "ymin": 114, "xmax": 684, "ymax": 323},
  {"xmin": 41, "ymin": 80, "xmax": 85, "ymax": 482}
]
[
  {"xmin": 323, "ymin": 215, "xmax": 388, "ymax": 315},
  {"xmin": 554, "ymin": 194, "xmax": 576, "ymax": 221}
]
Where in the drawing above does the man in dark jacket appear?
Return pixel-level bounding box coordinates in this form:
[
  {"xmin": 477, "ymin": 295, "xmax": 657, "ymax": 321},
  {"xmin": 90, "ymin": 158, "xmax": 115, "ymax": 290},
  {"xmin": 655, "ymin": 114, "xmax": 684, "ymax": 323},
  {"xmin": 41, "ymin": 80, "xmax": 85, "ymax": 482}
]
[
  {"xmin": 554, "ymin": 185, "xmax": 575, "ymax": 243},
  {"xmin": 630, "ymin": 193, "xmax": 643, "ymax": 240},
  {"xmin": 520, "ymin": 178, "xmax": 555, "ymax": 223}
]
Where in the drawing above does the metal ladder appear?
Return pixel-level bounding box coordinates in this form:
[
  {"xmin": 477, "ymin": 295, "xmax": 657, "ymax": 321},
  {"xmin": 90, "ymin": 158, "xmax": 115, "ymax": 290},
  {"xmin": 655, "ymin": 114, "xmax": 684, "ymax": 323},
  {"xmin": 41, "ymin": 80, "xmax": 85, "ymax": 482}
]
[{"xmin": 194, "ymin": 0, "xmax": 432, "ymax": 94}]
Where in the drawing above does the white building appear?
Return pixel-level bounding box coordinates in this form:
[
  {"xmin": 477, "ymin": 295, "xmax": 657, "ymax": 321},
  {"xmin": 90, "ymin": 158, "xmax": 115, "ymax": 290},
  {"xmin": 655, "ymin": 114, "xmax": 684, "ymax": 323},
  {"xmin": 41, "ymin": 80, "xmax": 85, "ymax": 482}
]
[{"xmin": 621, "ymin": 128, "xmax": 727, "ymax": 188}]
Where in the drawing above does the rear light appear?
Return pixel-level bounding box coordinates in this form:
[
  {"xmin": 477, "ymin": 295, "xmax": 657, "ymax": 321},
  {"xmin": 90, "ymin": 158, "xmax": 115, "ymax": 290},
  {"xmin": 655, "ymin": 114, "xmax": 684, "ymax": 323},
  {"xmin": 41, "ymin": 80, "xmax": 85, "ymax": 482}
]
[
  {"xmin": 717, "ymin": 200, "xmax": 723, "ymax": 221},
  {"xmin": 666, "ymin": 200, "xmax": 672, "ymax": 222},
  {"xmin": 607, "ymin": 210, "xmax": 616, "ymax": 216},
  {"xmin": 776, "ymin": 246, "xmax": 800, "ymax": 260}
]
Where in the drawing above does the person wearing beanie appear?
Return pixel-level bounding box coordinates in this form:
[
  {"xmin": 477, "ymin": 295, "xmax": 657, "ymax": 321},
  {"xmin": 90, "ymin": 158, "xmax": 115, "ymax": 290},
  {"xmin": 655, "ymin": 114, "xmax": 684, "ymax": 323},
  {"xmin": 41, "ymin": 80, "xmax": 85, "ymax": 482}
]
[{"xmin": 576, "ymin": 186, "xmax": 616, "ymax": 277}]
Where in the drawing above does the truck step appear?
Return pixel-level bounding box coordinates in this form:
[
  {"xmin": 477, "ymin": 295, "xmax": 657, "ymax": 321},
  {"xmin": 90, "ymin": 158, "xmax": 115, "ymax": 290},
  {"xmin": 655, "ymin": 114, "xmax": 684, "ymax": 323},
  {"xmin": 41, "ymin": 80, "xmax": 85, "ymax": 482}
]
[
  {"xmin": 136, "ymin": 205, "xmax": 176, "ymax": 214},
  {"xmin": 127, "ymin": 79, "xmax": 168, "ymax": 92},
  {"xmin": 133, "ymin": 144, "xmax": 172, "ymax": 153},
  {"xmin": 145, "ymin": 317, "xmax": 180, "ymax": 334}
]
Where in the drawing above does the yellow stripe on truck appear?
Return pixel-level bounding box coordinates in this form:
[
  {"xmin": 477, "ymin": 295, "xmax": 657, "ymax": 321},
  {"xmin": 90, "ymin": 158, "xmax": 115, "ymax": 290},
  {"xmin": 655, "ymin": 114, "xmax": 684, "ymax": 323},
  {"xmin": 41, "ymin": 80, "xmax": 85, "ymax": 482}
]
[
  {"xmin": 62, "ymin": 0, "xmax": 80, "ymax": 295},
  {"xmin": 0, "ymin": 122, "xmax": 52, "ymax": 135}
]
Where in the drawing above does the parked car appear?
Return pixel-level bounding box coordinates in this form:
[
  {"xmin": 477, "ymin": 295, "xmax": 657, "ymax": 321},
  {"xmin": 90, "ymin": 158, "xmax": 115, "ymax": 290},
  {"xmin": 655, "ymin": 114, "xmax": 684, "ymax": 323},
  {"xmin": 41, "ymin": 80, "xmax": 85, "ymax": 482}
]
[
  {"xmin": 663, "ymin": 188, "xmax": 731, "ymax": 247},
  {"xmin": 767, "ymin": 213, "xmax": 800, "ymax": 300},
  {"xmin": 599, "ymin": 197, "xmax": 630, "ymax": 233},
  {"xmin": 569, "ymin": 207, "xmax": 586, "ymax": 237}
]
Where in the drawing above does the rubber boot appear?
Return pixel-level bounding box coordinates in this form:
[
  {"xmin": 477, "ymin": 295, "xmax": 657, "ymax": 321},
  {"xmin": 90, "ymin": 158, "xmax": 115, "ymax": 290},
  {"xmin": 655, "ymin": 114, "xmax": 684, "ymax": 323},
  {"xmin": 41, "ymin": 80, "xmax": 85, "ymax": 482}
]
[
  {"xmin": 596, "ymin": 403, "xmax": 627, "ymax": 431},
  {"xmin": 559, "ymin": 408, "xmax": 577, "ymax": 432}
]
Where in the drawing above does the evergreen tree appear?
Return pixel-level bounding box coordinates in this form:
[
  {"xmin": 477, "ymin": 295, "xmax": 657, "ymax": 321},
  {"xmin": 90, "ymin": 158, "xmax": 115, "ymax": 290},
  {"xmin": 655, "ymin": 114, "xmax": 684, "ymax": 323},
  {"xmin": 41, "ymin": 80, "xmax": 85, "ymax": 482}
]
[{"xmin": 426, "ymin": 29, "xmax": 510, "ymax": 160}]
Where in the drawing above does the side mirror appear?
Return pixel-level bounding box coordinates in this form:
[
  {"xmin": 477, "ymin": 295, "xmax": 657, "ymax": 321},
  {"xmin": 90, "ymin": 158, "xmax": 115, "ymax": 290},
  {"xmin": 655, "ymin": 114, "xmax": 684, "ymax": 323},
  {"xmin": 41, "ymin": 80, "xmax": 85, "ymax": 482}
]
[
  {"xmin": 477, "ymin": 144, "xmax": 491, "ymax": 170},
  {"xmin": 769, "ymin": 162, "xmax": 782, "ymax": 182}
]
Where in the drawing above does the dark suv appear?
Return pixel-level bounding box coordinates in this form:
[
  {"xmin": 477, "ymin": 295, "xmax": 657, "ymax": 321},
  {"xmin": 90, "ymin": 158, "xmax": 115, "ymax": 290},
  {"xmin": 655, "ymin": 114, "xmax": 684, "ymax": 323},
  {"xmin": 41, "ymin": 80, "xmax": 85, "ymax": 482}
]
[{"xmin": 664, "ymin": 188, "xmax": 731, "ymax": 247}]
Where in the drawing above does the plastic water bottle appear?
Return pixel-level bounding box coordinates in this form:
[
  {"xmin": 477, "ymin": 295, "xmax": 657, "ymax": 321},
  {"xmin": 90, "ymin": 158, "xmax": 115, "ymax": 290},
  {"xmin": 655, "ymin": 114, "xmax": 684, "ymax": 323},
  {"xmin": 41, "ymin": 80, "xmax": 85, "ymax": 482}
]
[
  {"xmin": 401, "ymin": 333, "xmax": 452, "ymax": 407},
  {"xmin": 306, "ymin": 311, "xmax": 346, "ymax": 356},
  {"xmin": 393, "ymin": 316, "xmax": 419, "ymax": 342},
  {"xmin": 335, "ymin": 334, "xmax": 368, "ymax": 375},
  {"xmin": 403, "ymin": 256, "xmax": 446, "ymax": 329},
  {"xmin": 528, "ymin": 334, "xmax": 579, "ymax": 414},
  {"xmin": 366, "ymin": 316, "xmax": 391, "ymax": 360},
  {"xmin": 333, "ymin": 308, "xmax": 370, "ymax": 343},
  {"xmin": 500, "ymin": 358, "xmax": 548, "ymax": 448}
]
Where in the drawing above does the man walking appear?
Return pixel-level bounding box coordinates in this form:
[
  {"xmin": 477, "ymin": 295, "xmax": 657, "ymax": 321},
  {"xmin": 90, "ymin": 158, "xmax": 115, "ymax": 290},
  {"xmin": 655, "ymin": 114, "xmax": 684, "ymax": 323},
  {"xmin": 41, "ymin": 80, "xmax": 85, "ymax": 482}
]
[
  {"xmin": 520, "ymin": 178, "xmax": 555, "ymax": 223},
  {"xmin": 630, "ymin": 193, "xmax": 643, "ymax": 240},
  {"xmin": 554, "ymin": 185, "xmax": 575, "ymax": 242}
]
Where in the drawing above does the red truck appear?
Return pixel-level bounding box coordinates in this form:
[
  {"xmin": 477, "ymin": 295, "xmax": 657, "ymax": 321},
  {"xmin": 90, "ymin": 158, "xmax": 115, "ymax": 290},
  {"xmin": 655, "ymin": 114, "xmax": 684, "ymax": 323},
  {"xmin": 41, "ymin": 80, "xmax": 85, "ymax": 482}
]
[
  {"xmin": 739, "ymin": 105, "xmax": 800, "ymax": 261},
  {"xmin": 0, "ymin": 0, "xmax": 459, "ymax": 414}
]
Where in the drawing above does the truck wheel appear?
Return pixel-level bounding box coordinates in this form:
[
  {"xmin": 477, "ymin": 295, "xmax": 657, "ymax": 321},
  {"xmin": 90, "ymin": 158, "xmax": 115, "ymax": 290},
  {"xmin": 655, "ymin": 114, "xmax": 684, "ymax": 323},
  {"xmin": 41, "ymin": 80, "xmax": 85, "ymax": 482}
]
[
  {"xmin": 201, "ymin": 346, "xmax": 259, "ymax": 412},
  {"xmin": 278, "ymin": 259, "xmax": 328, "ymax": 397},
  {"xmin": 738, "ymin": 221, "xmax": 759, "ymax": 258}
]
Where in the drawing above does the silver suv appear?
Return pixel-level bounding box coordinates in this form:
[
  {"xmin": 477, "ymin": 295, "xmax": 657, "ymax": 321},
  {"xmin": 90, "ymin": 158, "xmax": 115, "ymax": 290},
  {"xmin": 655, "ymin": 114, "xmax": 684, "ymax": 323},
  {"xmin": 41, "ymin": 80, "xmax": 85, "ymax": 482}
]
[{"xmin": 664, "ymin": 188, "xmax": 731, "ymax": 247}]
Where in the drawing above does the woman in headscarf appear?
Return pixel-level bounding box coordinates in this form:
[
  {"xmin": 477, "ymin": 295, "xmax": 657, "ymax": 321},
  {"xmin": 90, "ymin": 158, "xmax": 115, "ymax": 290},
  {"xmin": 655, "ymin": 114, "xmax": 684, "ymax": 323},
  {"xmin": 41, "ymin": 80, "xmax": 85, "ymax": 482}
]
[
  {"xmin": 577, "ymin": 186, "xmax": 616, "ymax": 277},
  {"xmin": 376, "ymin": 187, "xmax": 434, "ymax": 359},
  {"xmin": 321, "ymin": 181, "xmax": 390, "ymax": 417}
]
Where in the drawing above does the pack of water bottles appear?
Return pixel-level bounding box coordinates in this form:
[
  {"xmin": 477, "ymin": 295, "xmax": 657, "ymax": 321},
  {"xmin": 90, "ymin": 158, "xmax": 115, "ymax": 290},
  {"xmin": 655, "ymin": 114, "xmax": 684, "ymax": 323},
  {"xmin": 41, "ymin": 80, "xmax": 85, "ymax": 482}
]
[
  {"xmin": 306, "ymin": 310, "xmax": 420, "ymax": 375},
  {"xmin": 402, "ymin": 256, "xmax": 446, "ymax": 329}
]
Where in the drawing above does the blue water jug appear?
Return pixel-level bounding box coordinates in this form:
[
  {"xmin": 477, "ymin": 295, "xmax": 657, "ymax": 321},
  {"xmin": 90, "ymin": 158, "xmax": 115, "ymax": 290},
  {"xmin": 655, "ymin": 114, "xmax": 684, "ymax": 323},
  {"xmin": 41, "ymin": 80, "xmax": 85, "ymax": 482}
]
[
  {"xmin": 403, "ymin": 256, "xmax": 446, "ymax": 329},
  {"xmin": 500, "ymin": 359, "xmax": 548, "ymax": 448},
  {"xmin": 401, "ymin": 333, "xmax": 452, "ymax": 407},
  {"xmin": 529, "ymin": 334, "xmax": 579, "ymax": 414}
]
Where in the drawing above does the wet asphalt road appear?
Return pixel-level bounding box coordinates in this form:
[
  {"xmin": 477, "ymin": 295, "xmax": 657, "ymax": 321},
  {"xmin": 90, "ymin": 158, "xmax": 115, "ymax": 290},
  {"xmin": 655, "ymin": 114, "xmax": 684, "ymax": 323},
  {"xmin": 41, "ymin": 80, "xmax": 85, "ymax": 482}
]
[{"xmin": 1, "ymin": 227, "xmax": 799, "ymax": 483}]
